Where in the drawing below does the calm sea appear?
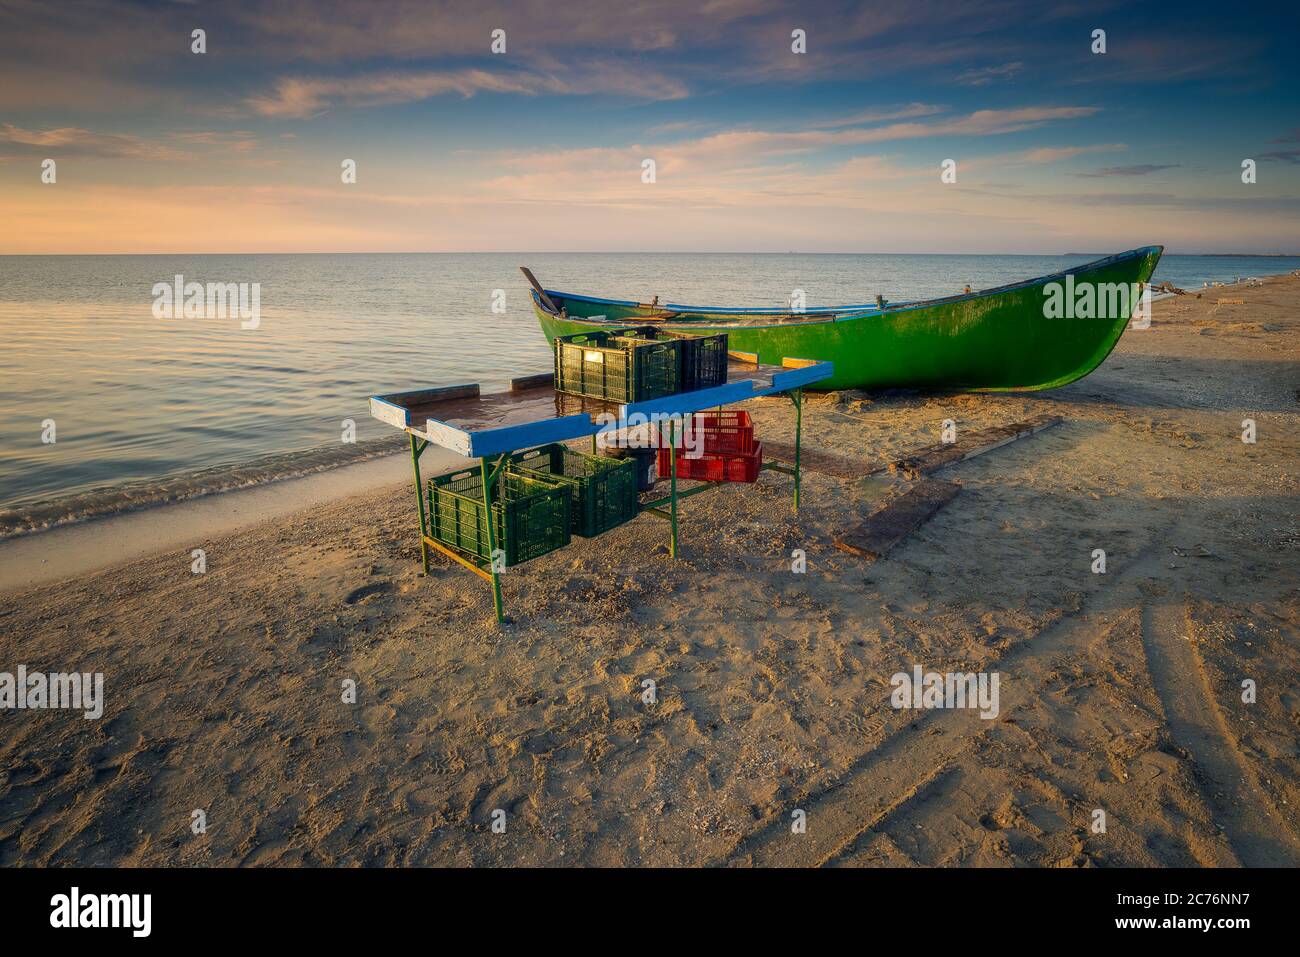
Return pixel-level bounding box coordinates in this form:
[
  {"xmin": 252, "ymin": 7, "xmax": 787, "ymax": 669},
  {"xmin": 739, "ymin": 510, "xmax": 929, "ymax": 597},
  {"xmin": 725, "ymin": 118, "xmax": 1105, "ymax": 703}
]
[{"xmin": 2, "ymin": 251, "xmax": 1296, "ymax": 535}]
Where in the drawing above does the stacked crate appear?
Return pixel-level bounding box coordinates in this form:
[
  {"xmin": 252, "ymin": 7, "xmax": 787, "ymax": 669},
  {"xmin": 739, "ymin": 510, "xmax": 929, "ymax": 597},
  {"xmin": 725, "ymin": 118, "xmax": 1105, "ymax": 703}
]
[
  {"xmin": 611, "ymin": 327, "xmax": 729, "ymax": 393},
  {"xmin": 426, "ymin": 440, "xmax": 644, "ymax": 566},
  {"xmin": 553, "ymin": 331, "xmax": 680, "ymax": 403},
  {"xmin": 426, "ymin": 468, "xmax": 571, "ymax": 568},
  {"xmin": 509, "ymin": 443, "xmax": 640, "ymax": 537},
  {"xmin": 657, "ymin": 409, "xmax": 764, "ymax": 483}
]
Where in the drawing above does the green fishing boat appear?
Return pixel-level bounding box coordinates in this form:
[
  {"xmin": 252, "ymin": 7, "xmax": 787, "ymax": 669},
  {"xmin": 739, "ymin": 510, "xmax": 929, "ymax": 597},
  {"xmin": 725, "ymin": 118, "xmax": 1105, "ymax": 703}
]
[{"xmin": 524, "ymin": 245, "xmax": 1163, "ymax": 391}]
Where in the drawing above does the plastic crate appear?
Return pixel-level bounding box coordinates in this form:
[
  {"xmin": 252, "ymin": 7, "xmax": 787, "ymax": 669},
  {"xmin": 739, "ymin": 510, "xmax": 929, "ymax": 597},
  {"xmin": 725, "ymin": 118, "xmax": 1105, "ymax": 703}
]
[
  {"xmin": 657, "ymin": 441, "xmax": 764, "ymax": 484},
  {"xmin": 688, "ymin": 409, "xmax": 755, "ymax": 455},
  {"xmin": 554, "ymin": 331, "xmax": 680, "ymax": 403},
  {"xmin": 427, "ymin": 468, "xmax": 570, "ymax": 567},
  {"xmin": 509, "ymin": 443, "xmax": 640, "ymax": 537},
  {"xmin": 613, "ymin": 327, "xmax": 729, "ymax": 392},
  {"xmin": 601, "ymin": 446, "xmax": 658, "ymax": 491}
]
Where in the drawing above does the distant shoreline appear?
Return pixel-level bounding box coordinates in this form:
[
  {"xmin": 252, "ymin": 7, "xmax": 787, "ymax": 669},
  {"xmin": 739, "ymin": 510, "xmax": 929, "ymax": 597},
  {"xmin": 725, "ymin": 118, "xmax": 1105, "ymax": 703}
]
[{"xmin": 1066, "ymin": 252, "xmax": 1300, "ymax": 259}]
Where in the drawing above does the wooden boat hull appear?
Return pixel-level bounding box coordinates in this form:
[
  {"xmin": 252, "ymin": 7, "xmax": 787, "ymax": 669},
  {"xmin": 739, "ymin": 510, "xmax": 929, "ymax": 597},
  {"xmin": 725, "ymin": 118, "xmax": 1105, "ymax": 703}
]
[{"xmin": 529, "ymin": 246, "xmax": 1163, "ymax": 391}]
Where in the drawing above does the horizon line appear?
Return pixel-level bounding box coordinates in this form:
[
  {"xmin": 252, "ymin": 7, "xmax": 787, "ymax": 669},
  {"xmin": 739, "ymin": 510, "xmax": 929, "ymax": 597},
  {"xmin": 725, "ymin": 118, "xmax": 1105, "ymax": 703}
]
[{"xmin": 3, "ymin": 249, "xmax": 1298, "ymax": 258}]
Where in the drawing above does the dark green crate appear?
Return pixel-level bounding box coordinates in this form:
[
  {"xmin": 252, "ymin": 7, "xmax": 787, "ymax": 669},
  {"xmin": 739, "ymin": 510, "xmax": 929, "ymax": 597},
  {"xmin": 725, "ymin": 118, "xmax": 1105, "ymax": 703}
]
[
  {"xmin": 612, "ymin": 327, "xmax": 729, "ymax": 392},
  {"xmin": 426, "ymin": 468, "xmax": 570, "ymax": 567},
  {"xmin": 510, "ymin": 443, "xmax": 640, "ymax": 537},
  {"xmin": 554, "ymin": 331, "xmax": 681, "ymax": 403}
]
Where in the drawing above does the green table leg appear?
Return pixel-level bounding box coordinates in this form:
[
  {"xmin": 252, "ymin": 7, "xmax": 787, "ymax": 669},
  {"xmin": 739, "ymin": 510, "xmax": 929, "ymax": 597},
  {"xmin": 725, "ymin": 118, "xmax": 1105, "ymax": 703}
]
[
  {"xmin": 793, "ymin": 387, "xmax": 803, "ymax": 511},
  {"xmin": 669, "ymin": 418, "xmax": 679, "ymax": 558},
  {"xmin": 480, "ymin": 455, "xmax": 506, "ymax": 623},
  {"xmin": 410, "ymin": 433, "xmax": 430, "ymax": 574}
]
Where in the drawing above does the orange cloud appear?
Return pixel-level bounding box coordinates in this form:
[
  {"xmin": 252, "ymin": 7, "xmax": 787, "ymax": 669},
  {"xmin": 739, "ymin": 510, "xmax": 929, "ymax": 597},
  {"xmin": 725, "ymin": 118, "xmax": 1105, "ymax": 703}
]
[{"xmin": 0, "ymin": 124, "xmax": 182, "ymax": 160}]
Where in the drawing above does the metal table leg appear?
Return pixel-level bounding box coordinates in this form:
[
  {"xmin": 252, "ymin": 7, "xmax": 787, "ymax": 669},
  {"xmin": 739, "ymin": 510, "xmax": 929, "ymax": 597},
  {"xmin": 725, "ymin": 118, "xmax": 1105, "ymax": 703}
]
[
  {"xmin": 793, "ymin": 387, "xmax": 803, "ymax": 511},
  {"xmin": 410, "ymin": 433, "xmax": 430, "ymax": 573},
  {"xmin": 480, "ymin": 454, "xmax": 507, "ymax": 623},
  {"xmin": 669, "ymin": 417, "xmax": 679, "ymax": 557}
]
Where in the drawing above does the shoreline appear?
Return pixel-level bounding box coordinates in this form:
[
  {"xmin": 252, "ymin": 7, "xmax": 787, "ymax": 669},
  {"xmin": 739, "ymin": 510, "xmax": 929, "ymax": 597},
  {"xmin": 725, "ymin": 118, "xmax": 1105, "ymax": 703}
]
[
  {"xmin": 0, "ymin": 445, "xmax": 464, "ymax": 595},
  {"xmin": 0, "ymin": 436, "xmax": 410, "ymax": 542}
]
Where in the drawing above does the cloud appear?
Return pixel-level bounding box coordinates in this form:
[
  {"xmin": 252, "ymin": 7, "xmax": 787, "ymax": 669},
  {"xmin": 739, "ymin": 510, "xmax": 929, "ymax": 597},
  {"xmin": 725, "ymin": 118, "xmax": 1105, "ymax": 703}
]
[
  {"xmin": 954, "ymin": 61, "xmax": 1023, "ymax": 85},
  {"xmin": 0, "ymin": 124, "xmax": 274, "ymax": 164},
  {"xmin": 170, "ymin": 131, "xmax": 261, "ymax": 153},
  {"xmin": 630, "ymin": 29, "xmax": 677, "ymax": 51},
  {"xmin": 0, "ymin": 123, "xmax": 181, "ymax": 160},
  {"xmin": 1013, "ymin": 144, "xmax": 1125, "ymax": 164},
  {"xmin": 841, "ymin": 106, "xmax": 1100, "ymax": 144},
  {"xmin": 1077, "ymin": 164, "xmax": 1180, "ymax": 177},
  {"xmin": 1259, "ymin": 150, "xmax": 1300, "ymax": 165},
  {"xmin": 467, "ymin": 105, "xmax": 1105, "ymax": 205},
  {"xmin": 247, "ymin": 70, "xmax": 549, "ymax": 117},
  {"xmin": 246, "ymin": 64, "xmax": 688, "ymax": 117},
  {"xmin": 1060, "ymin": 33, "xmax": 1265, "ymax": 85},
  {"xmin": 953, "ymin": 143, "xmax": 1125, "ymax": 175},
  {"xmin": 817, "ymin": 103, "xmax": 947, "ymax": 128},
  {"xmin": 471, "ymin": 146, "xmax": 918, "ymax": 212},
  {"xmin": 461, "ymin": 106, "xmax": 1110, "ymax": 212},
  {"xmin": 223, "ymin": 0, "xmax": 744, "ymax": 63},
  {"xmin": 637, "ymin": 106, "xmax": 1100, "ymax": 156},
  {"xmin": 643, "ymin": 120, "xmax": 717, "ymax": 136},
  {"xmin": 1064, "ymin": 192, "xmax": 1300, "ymax": 213},
  {"xmin": 1, "ymin": 0, "xmax": 1283, "ymax": 124}
]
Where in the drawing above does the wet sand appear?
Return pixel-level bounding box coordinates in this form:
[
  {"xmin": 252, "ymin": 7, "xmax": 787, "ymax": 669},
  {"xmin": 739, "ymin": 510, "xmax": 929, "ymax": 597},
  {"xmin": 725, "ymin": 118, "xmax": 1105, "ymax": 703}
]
[{"xmin": 1, "ymin": 275, "xmax": 1297, "ymax": 867}]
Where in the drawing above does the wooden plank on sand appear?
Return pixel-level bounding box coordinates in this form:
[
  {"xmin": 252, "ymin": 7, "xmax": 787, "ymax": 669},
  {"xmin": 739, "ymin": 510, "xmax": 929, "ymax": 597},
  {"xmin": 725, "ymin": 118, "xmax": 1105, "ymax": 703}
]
[
  {"xmin": 833, "ymin": 479, "xmax": 961, "ymax": 562},
  {"xmin": 761, "ymin": 440, "xmax": 870, "ymax": 479},
  {"xmin": 881, "ymin": 413, "xmax": 1062, "ymax": 478},
  {"xmin": 763, "ymin": 413, "xmax": 1062, "ymax": 480}
]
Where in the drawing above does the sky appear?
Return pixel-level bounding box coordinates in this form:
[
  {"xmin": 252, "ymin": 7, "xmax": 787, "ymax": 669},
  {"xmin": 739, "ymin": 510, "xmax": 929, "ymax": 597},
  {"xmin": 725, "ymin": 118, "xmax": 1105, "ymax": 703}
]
[{"xmin": 1, "ymin": 0, "xmax": 1297, "ymax": 254}]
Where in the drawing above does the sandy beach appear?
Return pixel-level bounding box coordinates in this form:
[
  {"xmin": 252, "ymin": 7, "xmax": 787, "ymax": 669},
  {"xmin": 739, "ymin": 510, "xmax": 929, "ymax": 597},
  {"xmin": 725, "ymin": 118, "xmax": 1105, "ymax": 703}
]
[{"xmin": 1, "ymin": 275, "xmax": 1297, "ymax": 868}]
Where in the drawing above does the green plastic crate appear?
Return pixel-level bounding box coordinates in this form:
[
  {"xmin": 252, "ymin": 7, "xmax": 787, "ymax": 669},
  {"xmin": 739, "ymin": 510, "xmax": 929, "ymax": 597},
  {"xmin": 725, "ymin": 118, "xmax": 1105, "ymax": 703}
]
[
  {"xmin": 554, "ymin": 331, "xmax": 681, "ymax": 403},
  {"xmin": 612, "ymin": 327, "xmax": 729, "ymax": 392},
  {"xmin": 510, "ymin": 443, "xmax": 640, "ymax": 537},
  {"xmin": 426, "ymin": 468, "xmax": 570, "ymax": 567}
]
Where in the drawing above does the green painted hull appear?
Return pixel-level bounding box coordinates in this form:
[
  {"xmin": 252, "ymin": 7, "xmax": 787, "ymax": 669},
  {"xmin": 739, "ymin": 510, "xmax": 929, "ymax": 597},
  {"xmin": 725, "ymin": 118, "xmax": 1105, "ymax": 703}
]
[{"xmin": 530, "ymin": 246, "xmax": 1163, "ymax": 391}]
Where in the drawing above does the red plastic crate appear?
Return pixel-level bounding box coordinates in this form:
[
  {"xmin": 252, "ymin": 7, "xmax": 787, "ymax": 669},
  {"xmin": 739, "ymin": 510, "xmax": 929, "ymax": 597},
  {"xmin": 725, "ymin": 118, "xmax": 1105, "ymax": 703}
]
[
  {"xmin": 688, "ymin": 409, "xmax": 755, "ymax": 454},
  {"xmin": 657, "ymin": 441, "xmax": 764, "ymax": 483}
]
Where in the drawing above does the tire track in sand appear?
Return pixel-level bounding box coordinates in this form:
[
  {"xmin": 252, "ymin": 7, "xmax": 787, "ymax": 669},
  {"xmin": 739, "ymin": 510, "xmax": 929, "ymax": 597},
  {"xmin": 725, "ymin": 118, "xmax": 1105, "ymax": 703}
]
[
  {"xmin": 1140, "ymin": 594, "xmax": 1300, "ymax": 866},
  {"xmin": 721, "ymin": 579, "xmax": 1150, "ymax": 867},
  {"xmin": 722, "ymin": 540, "xmax": 1300, "ymax": 867}
]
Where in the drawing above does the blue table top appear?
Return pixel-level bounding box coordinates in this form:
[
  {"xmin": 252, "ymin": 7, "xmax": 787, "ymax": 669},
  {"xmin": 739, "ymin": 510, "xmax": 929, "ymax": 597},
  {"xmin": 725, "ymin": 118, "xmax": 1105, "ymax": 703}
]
[{"xmin": 369, "ymin": 359, "xmax": 833, "ymax": 458}]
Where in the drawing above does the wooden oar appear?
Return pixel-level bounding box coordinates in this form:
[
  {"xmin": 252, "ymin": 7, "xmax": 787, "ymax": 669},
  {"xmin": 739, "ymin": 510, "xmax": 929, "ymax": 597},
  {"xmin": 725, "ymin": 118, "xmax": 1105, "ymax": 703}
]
[{"xmin": 519, "ymin": 266, "xmax": 560, "ymax": 314}]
